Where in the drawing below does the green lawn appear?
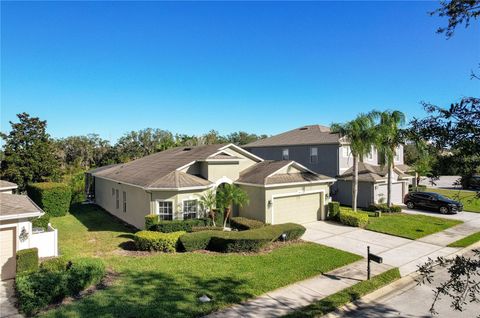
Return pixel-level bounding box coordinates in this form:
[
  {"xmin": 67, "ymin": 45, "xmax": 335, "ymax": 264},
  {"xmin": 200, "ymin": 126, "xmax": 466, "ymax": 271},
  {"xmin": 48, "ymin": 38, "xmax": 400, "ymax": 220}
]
[
  {"xmin": 426, "ymin": 188, "xmax": 480, "ymax": 213},
  {"xmin": 447, "ymin": 231, "xmax": 480, "ymax": 247},
  {"xmin": 43, "ymin": 205, "xmax": 361, "ymax": 318},
  {"xmin": 284, "ymin": 268, "xmax": 401, "ymax": 318},
  {"xmin": 365, "ymin": 213, "xmax": 462, "ymax": 240}
]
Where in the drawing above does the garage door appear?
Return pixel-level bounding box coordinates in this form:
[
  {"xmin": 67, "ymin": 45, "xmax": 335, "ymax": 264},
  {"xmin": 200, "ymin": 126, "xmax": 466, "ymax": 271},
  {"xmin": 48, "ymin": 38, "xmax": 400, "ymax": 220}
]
[
  {"xmin": 273, "ymin": 193, "xmax": 323, "ymax": 224},
  {"xmin": 377, "ymin": 183, "xmax": 403, "ymax": 204},
  {"xmin": 0, "ymin": 227, "xmax": 16, "ymax": 280}
]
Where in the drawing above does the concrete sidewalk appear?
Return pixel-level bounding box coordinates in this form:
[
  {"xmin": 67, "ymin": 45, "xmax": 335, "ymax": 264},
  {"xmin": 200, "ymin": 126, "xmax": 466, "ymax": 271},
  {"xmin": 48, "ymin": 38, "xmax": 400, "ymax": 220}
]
[{"xmin": 0, "ymin": 280, "xmax": 22, "ymax": 318}]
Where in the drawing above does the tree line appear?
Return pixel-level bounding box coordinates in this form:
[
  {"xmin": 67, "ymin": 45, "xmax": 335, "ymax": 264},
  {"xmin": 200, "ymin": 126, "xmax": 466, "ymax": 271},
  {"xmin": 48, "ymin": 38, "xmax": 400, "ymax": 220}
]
[{"xmin": 0, "ymin": 112, "xmax": 267, "ymax": 191}]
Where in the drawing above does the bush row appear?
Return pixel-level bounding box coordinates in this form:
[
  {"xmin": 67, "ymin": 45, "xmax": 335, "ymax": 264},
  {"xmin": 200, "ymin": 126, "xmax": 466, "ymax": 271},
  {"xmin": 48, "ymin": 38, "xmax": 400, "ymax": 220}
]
[
  {"xmin": 409, "ymin": 184, "xmax": 427, "ymax": 192},
  {"xmin": 16, "ymin": 248, "xmax": 39, "ymax": 275},
  {"xmin": 179, "ymin": 223, "xmax": 306, "ymax": 253},
  {"xmin": 26, "ymin": 182, "xmax": 72, "ymax": 217},
  {"xmin": 338, "ymin": 209, "xmax": 369, "ymax": 228},
  {"xmin": 328, "ymin": 201, "xmax": 341, "ymax": 220},
  {"xmin": 230, "ymin": 217, "xmax": 265, "ymax": 231},
  {"xmin": 144, "ymin": 215, "xmax": 209, "ymax": 232},
  {"xmin": 15, "ymin": 257, "xmax": 105, "ymax": 316},
  {"xmin": 134, "ymin": 230, "xmax": 186, "ymax": 252},
  {"xmin": 366, "ymin": 204, "xmax": 402, "ymax": 213}
]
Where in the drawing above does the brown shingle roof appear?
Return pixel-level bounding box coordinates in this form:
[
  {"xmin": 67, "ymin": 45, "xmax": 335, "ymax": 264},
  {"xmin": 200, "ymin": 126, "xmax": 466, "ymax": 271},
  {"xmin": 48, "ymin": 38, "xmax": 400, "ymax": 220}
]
[
  {"xmin": 244, "ymin": 125, "xmax": 340, "ymax": 148},
  {"xmin": 337, "ymin": 162, "xmax": 414, "ymax": 182},
  {"xmin": 0, "ymin": 180, "xmax": 18, "ymax": 190},
  {"xmin": 0, "ymin": 193, "xmax": 43, "ymax": 219},
  {"xmin": 237, "ymin": 160, "xmax": 333, "ymax": 185},
  {"xmin": 91, "ymin": 144, "xmax": 231, "ymax": 189}
]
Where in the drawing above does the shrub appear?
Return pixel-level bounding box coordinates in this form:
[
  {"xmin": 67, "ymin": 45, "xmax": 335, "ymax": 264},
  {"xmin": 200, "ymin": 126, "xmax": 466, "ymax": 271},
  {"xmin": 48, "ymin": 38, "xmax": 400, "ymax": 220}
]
[
  {"xmin": 230, "ymin": 217, "xmax": 264, "ymax": 231},
  {"xmin": 40, "ymin": 256, "xmax": 70, "ymax": 272},
  {"xmin": 328, "ymin": 201, "xmax": 341, "ymax": 220},
  {"xmin": 15, "ymin": 268, "xmax": 68, "ymax": 316},
  {"xmin": 339, "ymin": 209, "xmax": 369, "ymax": 228},
  {"xmin": 367, "ymin": 204, "xmax": 402, "ymax": 213},
  {"xmin": 31, "ymin": 214, "xmax": 51, "ymax": 231},
  {"xmin": 27, "ymin": 182, "xmax": 72, "ymax": 217},
  {"xmin": 66, "ymin": 258, "xmax": 105, "ymax": 295},
  {"xmin": 152, "ymin": 219, "xmax": 207, "ymax": 233},
  {"xmin": 67, "ymin": 172, "xmax": 86, "ymax": 205},
  {"xmin": 191, "ymin": 226, "xmax": 224, "ymax": 232},
  {"xmin": 145, "ymin": 214, "xmax": 159, "ymax": 230},
  {"xmin": 179, "ymin": 231, "xmax": 218, "ymax": 252},
  {"xmin": 409, "ymin": 184, "xmax": 427, "ymax": 191},
  {"xmin": 134, "ymin": 230, "xmax": 186, "ymax": 252},
  {"xmin": 16, "ymin": 248, "xmax": 38, "ymax": 274},
  {"xmin": 272, "ymin": 223, "xmax": 306, "ymax": 241}
]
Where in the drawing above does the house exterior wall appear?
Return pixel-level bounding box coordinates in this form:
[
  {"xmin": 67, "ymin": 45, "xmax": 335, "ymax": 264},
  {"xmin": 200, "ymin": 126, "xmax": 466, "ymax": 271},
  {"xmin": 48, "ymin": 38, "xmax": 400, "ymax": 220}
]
[
  {"xmin": 237, "ymin": 185, "xmax": 266, "ymax": 222},
  {"xmin": 0, "ymin": 218, "xmax": 32, "ymax": 252},
  {"xmin": 206, "ymin": 162, "xmax": 240, "ymax": 183},
  {"xmin": 338, "ymin": 145, "xmax": 379, "ymax": 175},
  {"xmin": 333, "ymin": 180, "xmax": 374, "ymax": 208},
  {"xmin": 149, "ymin": 188, "xmax": 210, "ymax": 221},
  {"xmin": 245, "ymin": 144, "xmax": 339, "ymax": 177},
  {"xmin": 394, "ymin": 145, "xmax": 404, "ymax": 165},
  {"xmin": 94, "ymin": 177, "xmax": 150, "ymax": 229}
]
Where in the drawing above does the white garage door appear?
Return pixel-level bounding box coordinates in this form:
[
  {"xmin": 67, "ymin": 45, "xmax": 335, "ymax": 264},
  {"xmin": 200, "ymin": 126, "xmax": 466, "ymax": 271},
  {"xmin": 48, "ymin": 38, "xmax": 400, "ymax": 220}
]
[
  {"xmin": 1, "ymin": 227, "xmax": 16, "ymax": 281},
  {"xmin": 377, "ymin": 183, "xmax": 403, "ymax": 204},
  {"xmin": 273, "ymin": 193, "xmax": 323, "ymax": 224}
]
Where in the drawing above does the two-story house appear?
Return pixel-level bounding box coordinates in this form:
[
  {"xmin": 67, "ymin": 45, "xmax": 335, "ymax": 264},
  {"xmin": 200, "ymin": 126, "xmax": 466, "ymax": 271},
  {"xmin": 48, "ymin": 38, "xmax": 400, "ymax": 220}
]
[{"xmin": 244, "ymin": 125, "xmax": 414, "ymax": 207}]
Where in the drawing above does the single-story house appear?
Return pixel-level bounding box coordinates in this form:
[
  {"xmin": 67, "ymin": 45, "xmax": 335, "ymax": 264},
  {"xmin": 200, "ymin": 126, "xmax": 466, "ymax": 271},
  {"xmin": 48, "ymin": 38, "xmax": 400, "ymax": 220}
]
[
  {"xmin": 0, "ymin": 180, "xmax": 18, "ymax": 194},
  {"xmin": 334, "ymin": 162, "xmax": 414, "ymax": 207},
  {"xmin": 0, "ymin": 186, "xmax": 59, "ymax": 280},
  {"xmin": 86, "ymin": 144, "xmax": 336, "ymax": 229}
]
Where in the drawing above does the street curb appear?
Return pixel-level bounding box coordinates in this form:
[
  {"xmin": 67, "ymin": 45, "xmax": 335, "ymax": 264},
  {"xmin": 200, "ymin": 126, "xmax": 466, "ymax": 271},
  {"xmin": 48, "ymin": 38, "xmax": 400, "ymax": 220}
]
[{"xmin": 321, "ymin": 241, "xmax": 480, "ymax": 318}]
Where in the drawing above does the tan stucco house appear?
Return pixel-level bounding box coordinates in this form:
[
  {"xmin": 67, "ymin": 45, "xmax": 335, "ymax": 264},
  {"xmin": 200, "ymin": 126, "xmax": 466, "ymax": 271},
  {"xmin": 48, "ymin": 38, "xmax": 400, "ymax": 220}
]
[
  {"xmin": 244, "ymin": 125, "xmax": 415, "ymax": 207},
  {"xmin": 86, "ymin": 144, "xmax": 335, "ymax": 229}
]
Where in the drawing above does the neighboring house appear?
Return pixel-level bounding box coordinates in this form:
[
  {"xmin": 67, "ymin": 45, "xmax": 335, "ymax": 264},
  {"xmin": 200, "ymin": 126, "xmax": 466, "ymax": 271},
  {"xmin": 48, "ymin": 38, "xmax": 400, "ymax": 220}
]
[
  {"xmin": 244, "ymin": 125, "xmax": 414, "ymax": 207},
  {"xmin": 0, "ymin": 184, "xmax": 59, "ymax": 280},
  {"xmin": 0, "ymin": 180, "xmax": 18, "ymax": 194},
  {"xmin": 86, "ymin": 144, "xmax": 335, "ymax": 229}
]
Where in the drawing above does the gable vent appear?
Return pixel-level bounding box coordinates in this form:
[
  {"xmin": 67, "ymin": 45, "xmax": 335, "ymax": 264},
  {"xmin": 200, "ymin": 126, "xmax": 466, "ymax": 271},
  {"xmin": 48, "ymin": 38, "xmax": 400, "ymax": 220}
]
[
  {"xmin": 183, "ymin": 147, "xmax": 192, "ymax": 151},
  {"xmin": 299, "ymin": 127, "xmax": 309, "ymax": 130}
]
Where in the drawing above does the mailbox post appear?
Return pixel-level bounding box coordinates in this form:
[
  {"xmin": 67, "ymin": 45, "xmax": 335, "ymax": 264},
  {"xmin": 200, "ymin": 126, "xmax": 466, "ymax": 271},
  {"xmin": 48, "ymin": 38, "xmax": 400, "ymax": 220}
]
[{"xmin": 367, "ymin": 246, "xmax": 383, "ymax": 280}]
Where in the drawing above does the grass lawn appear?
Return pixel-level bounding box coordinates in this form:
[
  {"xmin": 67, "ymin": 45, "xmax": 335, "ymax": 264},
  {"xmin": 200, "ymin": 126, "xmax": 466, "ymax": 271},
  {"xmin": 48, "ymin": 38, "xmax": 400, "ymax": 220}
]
[
  {"xmin": 426, "ymin": 188, "xmax": 480, "ymax": 213},
  {"xmin": 447, "ymin": 232, "xmax": 480, "ymax": 247},
  {"xmin": 284, "ymin": 268, "xmax": 401, "ymax": 318},
  {"xmin": 44, "ymin": 205, "xmax": 362, "ymax": 318},
  {"xmin": 365, "ymin": 213, "xmax": 462, "ymax": 240}
]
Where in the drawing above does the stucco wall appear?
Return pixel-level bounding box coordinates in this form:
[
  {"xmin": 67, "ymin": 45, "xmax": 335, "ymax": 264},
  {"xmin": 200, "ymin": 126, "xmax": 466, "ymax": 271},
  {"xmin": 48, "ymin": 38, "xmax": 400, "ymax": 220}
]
[
  {"xmin": 150, "ymin": 189, "xmax": 210, "ymax": 221},
  {"xmin": 207, "ymin": 162, "xmax": 240, "ymax": 183},
  {"xmin": 245, "ymin": 144, "xmax": 339, "ymax": 177},
  {"xmin": 237, "ymin": 185, "xmax": 266, "ymax": 222},
  {"xmin": 333, "ymin": 180, "xmax": 374, "ymax": 208},
  {"xmin": 94, "ymin": 177, "xmax": 150, "ymax": 229},
  {"xmin": 0, "ymin": 218, "xmax": 32, "ymax": 252},
  {"xmin": 338, "ymin": 145, "xmax": 379, "ymax": 175}
]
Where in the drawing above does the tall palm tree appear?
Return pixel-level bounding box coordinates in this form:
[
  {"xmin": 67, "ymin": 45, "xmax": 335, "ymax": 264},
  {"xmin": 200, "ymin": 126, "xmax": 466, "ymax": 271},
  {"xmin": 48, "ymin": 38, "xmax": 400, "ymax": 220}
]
[
  {"xmin": 199, "ymin": 189, "xmax": 217, "ymax": 226},
  {"xmin": 374, "ymin": 110, "xmax": 406, "ymax": 207},
  {"xmin": 216, "ymin": 184, "xmax": 249, "ymax": 228},
  {"xmin": 331, "ymin": 113, "xmax": 377, "ymax": 211}
]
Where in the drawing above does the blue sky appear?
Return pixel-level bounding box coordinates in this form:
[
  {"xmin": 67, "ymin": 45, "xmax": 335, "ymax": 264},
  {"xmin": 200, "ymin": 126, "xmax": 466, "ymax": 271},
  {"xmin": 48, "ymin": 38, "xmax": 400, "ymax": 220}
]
[{"xmin": 1, "ymin": 1, "xmax": 479, "ymax": 142}]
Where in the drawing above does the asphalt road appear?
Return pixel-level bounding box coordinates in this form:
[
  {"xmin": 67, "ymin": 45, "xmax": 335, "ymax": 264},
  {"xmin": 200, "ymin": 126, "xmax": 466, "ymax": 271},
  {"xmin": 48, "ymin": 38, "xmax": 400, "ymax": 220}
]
[{"xmin": 333, "ymin": 251, "xmax": 480, "ymax": 318}]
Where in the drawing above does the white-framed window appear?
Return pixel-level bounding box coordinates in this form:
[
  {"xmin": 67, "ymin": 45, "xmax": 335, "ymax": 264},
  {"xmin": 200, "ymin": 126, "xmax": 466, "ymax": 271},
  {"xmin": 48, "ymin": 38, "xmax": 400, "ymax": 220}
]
[
  {"xmin": 367, "ymin": 146, "xmax": 374, "ymax": 160},
  {"xmin": 158, "ymin": 201, "xmax": 173, "ymax": 220},
  {"xmin": 115, "ymin": 189, "xmax": 119, "ymax": 209},
  {"xmin": 395, "ymin": 147, "xmax": 401, "ymax": 161},
  {"xmin": 310, "ymin": 147, "xmax": 318, "ymax": 163},
  {"xmin": 122, "ymin": 191, "xmax": 127, "ymax": 213},
  {"xmin": 342, "ymin": 146, "xmax": 351, "ymax": 157},
  {"xmin": 282, "ymin": 148, "xmax": 289, "ymax": 160},
  {"xmin": 111, "ymin": 188, "xmax": 115, "ymax": 196},
  {"xmin": 183, "ymin": 199, "xmax": 198, "ymax": 219}
]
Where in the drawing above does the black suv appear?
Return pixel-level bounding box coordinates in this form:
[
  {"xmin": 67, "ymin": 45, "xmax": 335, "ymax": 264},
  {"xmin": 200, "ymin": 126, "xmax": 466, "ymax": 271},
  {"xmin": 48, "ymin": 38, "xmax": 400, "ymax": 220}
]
[{"xmin": 404, "ymin": 192, "xmax": 463, "ymax": 214}]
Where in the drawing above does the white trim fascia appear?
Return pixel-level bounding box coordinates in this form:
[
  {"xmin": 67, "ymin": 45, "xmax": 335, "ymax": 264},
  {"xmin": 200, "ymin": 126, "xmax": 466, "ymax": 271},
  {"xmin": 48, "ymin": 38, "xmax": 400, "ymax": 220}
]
[
  {"xmin": 235, "ymin": 179, "xmax": 336, "ymax": 188},
  {"xmin": 220, "ymin": 144, "xmax": 264, "ymax": 162},
  {"xmin": 147, "ymin": 185, "xmax": 214, "ymax": 191},
  {"xmin": 175, "ymin": 161, "xmax": 197, "ymax": 172},
  {"xmin": 265, "ymin": 161, "xmax": 293, "ymax": 179},
  {"xmin": 0, "ymin": 186, "xmax": 18, "ymax": 191},
  {"xmin": 0, "ymin": 211, "xmax": 43, "ymax": 221},
  {"xmin": 204, "ymin": 159, "xmax": 240, "ymax": 163},
  {"xmin": 94, "ymin": 175, "xmax": 145, "ymax": 190}
]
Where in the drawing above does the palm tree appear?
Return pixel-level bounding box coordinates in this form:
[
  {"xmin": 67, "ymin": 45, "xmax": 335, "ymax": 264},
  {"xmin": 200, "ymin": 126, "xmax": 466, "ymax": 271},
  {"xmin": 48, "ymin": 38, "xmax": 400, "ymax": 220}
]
[
  {"xmin": 216, "ymin": 184, "xmax": 249, "ymax": 228},
  {"xmin": 374, "ymin": 110, "xmax": 406, "ymax": 207},
  {"xmin": 199, "ymin": 189, "xmax": 217, "ymax": 226},
  {"xmin": 331, "ymin": 113, "xmax": 377, "ymax": 211}
]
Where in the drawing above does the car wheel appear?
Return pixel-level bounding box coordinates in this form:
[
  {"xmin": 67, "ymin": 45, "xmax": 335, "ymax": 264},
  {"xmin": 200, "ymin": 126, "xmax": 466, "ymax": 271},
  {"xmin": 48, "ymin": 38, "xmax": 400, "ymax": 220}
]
[
  {"xmin": 439, "ymin": 206, "xmax": 449, "ymax": 214},
  {"xmin": 406, "ymin": 201, "xmax": 415, "ymax": 209}
]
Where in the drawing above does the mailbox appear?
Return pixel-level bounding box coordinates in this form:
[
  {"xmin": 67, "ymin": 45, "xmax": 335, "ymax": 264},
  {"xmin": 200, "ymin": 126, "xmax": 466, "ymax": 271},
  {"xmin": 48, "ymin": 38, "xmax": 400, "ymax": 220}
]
[{"xmin": 368, "ymin": 253, "xmax": 383, "ymax": 264}]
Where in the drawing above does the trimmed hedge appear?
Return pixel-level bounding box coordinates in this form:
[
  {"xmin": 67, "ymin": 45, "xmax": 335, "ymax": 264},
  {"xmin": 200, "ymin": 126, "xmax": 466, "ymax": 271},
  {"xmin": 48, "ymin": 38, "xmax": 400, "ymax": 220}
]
[
  {"xmin": 15, "ymin": 257, "xmax": 105, "ymax": 316},
  {"xmin": 339, "ymin": 209, "xmax": 369, "ymax": 228},
  {"xmin": 230, "ymin": 217, "xmax": 264, "ymax": 231},
  {"xmin": 179, "ymin": 223, "xmax": 306, "ymax": 253},
  {"xmin": 16, "ymin": 248, "xmax": 38, "ymax": 274},
  {"xmin": 179, "ymin": 231, "xmax": 217, "ymax": 252},
  {"xmin": 191, "ymin": 226, "xmax": 223, "ymax": 232},
  {"xmin": 149, "ymin": 219, "xmax": 208, "ymax": 233},
  {"xmin": 409, "ymin": 184, "xmax": 427, "ymax": 191},
  {"xmin": 367, "ymin": 204, "xmax": 402, "ymax": 213},
  {"xmin": 27, "ymin": 182, "xmax": 72, "ymax": 217},
  {"xmin": 145, "ymin": 214, "xmax": 158, "ymax": 229},
  {"xmin": 134, "ymin": 230, "xmax": 186, "ymax": 252},
  {"xmin": 328, "ymin": 201, "xmax": 341, "ymax": 220},
  {"xmin": 32, "ymin": 214, "xmax": 51, "ymax": 231}
]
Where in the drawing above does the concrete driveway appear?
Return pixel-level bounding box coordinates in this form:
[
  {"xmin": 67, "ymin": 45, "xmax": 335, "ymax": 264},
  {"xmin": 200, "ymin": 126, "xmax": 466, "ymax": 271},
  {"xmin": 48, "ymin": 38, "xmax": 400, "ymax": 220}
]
[
  {"xmin": 0, "ymin": 280, "xmax": 22, "ymax": 318},
  {"xmin": 302, "ymin": 222, "xmax": 459, "ymax": 276}
]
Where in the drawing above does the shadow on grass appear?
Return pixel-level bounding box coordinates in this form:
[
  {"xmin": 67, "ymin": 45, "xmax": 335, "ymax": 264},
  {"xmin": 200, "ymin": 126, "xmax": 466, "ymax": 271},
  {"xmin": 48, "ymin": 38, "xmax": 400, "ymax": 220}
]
[
  {"xmin": 69, "ymin": 204, "xmax": 136, "ymax": 233},
  {"xmin": 44, "ymin": 269, "xmax": 253, "ymax": 318}
]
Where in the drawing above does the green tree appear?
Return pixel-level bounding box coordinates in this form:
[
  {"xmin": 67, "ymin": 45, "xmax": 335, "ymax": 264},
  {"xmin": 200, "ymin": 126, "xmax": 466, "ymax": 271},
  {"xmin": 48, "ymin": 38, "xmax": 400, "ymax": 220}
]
[
  {"xmin": 431, "ymin": 0, "xmax": 480, "ymax": 38},
  {"xmin": 0, "ymin": 113, "xmax": 60, "ymax": 190},
  {"xmin": 226, "ymin": 131, "xmax": 268, "ymax": 145},
  {"xmin": 199, "ymin": 189, "xmax": 217, "ymax": 226},
  {"xmin": 404, "ymin": 141, "xmax": 435, "ymax": 188},
  {"xmin": 331, "ymin": 113, "xmax": 377, "ymax": 211},
  {"xmin": 116, "ymin": 128, "xmax": 175, "ymax": 162},
  {"xmin": 374, "ymin": 110, "xmax": 406, "ymax": 207},
  {"xmin": 216, "ymin": 184, "xmax": 249, "ymax": 228}
]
